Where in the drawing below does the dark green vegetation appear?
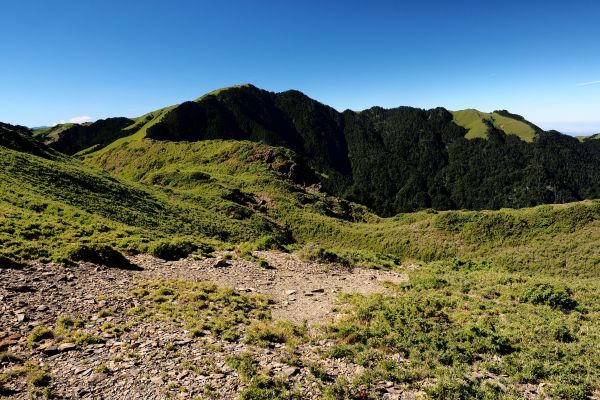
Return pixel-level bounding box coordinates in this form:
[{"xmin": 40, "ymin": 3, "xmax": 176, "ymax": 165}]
[
  {"xmin": 36, "ymin": 84, "xmax": 600, "ymax": 215},
  {"xmin": 67, "ymin": 244, "xmax": 139, "ymax": 269},
  {"xmin": 33, "ymin": 117, "xmax": 134, "ymax": 155}
]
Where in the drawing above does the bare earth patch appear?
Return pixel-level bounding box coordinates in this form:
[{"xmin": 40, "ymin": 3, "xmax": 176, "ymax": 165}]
[{"xmin": 132, "ymin": 251, "xmax": 407, "ymax": 324}]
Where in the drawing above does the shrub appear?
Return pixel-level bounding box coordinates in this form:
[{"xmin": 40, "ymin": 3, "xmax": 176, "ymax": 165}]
[
  {"xmin": 27, "ymin": 326, "xmax": 54, "ymax": 347},
  {"xmin": 29, "ymin": 371, "xmax": 51, "ymax": 387},
  {"xmin": 225, "ymin": 353, "xmax": 258, "ymax": 381},
  {"xmin": 238, "ymin": 235, "xmax": 286, "ymax": 259},
  {"xmin": 257, "ymin": 259, "xmax": 273, "ymax": 269},
  {"xmin": 245, "ymin": 321, "xmax": 307, "ymax": 348},
  {"xmin": 149, "ymin": 240, "xmax": 198, "ymax": 261},
  {"xmin": 548, "ymin": 383, "xmax": 590, "ymax": 400},
  {"xmin": 71, "ymin": 331, "xmax": 103, "ymax": 345},
  {"xmin": 327, "ymin": 344, "xmax": 360, "ymax": 360},
  {"xmin": 67, "ymin": 244, "xmax": 137, "ymax": 269},
  {"xmin": 521, "ymin": 283, "xmax": 577, "ymax": 311},
  {"xmin": 240, "ymin": 375, "xmax": 299, "ymax": 400},
  {"xmin": 298, "ymin": 243, "xmax": 348, "ymax": 266},
  {"xmin": 553, "ymin": 324, "xmax": 576, "ymax": 343},
  {"xmin": 253, "ymin": 235, "xmax": 284, "ymax": 251},
  {"xmin": 55, "ymin": 315, "xmax": 84, "ymax": 332},
  {"xmin": 518, "ymin": 360, "xmax": 547, "ymax": 383},
  {"xmin": 425, "ymin": 376, "xmax": 481, "ymax": 399},
  {"xmin": 0, "ymin": 255, "xmax": 24, "ymax": 269}
]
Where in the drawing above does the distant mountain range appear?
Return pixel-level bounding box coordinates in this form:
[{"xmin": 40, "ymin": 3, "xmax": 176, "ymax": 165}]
[{"xmin": 7, "ymin": 84, "xmax": 600, "ymax": 215}]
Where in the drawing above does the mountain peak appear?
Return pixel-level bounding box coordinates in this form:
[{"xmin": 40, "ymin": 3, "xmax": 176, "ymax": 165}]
[{"xmin": 194, "ymin": 83, "xmax": 259, "ymax": 101}]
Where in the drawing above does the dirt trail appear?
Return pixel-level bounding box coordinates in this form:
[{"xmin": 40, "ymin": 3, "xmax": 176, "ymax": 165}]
[{"xmin": 132, "ymin": 250, "xmax": 408, "ymax": 323}]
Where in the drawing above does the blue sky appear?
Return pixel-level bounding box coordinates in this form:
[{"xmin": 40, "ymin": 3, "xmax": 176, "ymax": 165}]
[{"xmin": 1, "ymin": 0, "xmax": 599, "ymax": 135}]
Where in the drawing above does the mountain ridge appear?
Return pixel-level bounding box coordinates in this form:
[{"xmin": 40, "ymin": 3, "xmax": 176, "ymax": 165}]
[{"xmin": 27, "ymin": 85, "xmax": 600, "ymax": 215}]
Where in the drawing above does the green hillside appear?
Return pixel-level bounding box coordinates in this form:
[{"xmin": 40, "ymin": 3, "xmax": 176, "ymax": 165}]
[
  {"xmin": 103, "ymin": 86, "xmax": 600, "ymax": 214},
  {"xmin": 30, "ymin": 86, "xmax": 600, "ymax": 216},
  {"xmin": 0, "ymin": 129, "xmax": 287, "ymax": 265},
  {"xmin": 2, "ymin": 124, "xmax": 598, "ymax": 276},
  {"xmin": 86, "ymin": 136, "xmax": 600, "ymax": 275},
  {"xmin": 579, "ymin": 133, "xmax": 600, "ymax": 141},
  {"xmin": 451, "ymin": 109, "xmax": 540, "ymax": 142}
]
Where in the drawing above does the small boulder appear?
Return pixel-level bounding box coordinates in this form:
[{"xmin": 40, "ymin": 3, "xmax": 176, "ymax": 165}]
[
  {"xmin": 282, "ymin": 366, "xmax": 300, "ymax": 378},
  {"xmin": 213, "ymin": 259, "xmax": 230, "ymax": 268},
  {"xmin": 58, "ymin": 343, "xmax": 77, "ymax": 352}
]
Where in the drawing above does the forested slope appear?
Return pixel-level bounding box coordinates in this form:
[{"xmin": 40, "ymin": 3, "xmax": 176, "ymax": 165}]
[{"xmin": 35, "ymin": 85, "xmax": 600, "ymax": 215}]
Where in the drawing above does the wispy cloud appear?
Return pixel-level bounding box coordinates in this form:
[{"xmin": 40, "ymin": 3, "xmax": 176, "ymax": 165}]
[
  {"xmin": 576, "ymin": 80, "xmax": 600, "ymax": 87},
  {"xmin": 68, "ymin": 115, "xmax": 92, "ymax": 124}
]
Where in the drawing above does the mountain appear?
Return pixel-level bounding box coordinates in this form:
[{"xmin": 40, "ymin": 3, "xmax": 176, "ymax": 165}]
[
  {"xmin": 0, "ymin": 125, "xmax": 292, "ymax": 264},
  {"xmin": 30, "ymin": 85, "xmax": 600, "ymax": 216},
  {"xmin": 33, "ymin": 117, "xmax": 134, "ymax": 155},
  {"xmin": 451, "ymin": 108, "xmax": 541, "ymax": 141},
  {"xmin": 579, "ymin": 132, "xmax": 600, "ymax": 141}
]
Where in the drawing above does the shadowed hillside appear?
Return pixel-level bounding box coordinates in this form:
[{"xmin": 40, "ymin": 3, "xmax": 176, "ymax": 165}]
[
  {"xmin": 30, "ymin": 85, "xmax": 600, "ymax": 216},
  {"xmin": 34, "ymin": 117, "xmax": 134, "ymax": 155}
]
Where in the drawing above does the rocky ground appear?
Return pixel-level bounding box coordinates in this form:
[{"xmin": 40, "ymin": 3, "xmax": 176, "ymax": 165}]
[{"xmin": 0, "ymin": 251, "xmax": 416, "ymax": 399}]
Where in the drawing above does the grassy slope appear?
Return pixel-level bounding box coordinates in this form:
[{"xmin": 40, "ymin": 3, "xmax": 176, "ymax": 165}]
[
  {"xmin": 0, "ymin": 140, "xmax": 284, "ymax": 264},
  {"xmin": 578, "ymin": 133, "xmax": 600, "ymax": 141},
  {"xmin": 452, "ymin": 109, "xmax": 537, "ymax": 142},
  {"xmin": 87, "ymin": 104, "xmax": 177, "ymax": 157},
  {"xmin": 85, "ymin": 138, "xmax": 600, "ymax": 276},
  {"xmin": 3, "ymin": 122, "xmax": 598, "ymax": 276},
  {"xmin": 194, "ymin": 83, "xmax": 254, "ymax": 101}
]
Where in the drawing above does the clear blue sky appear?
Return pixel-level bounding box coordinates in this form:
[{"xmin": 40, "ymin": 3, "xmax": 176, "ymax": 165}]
[{"xmin": 2, "ymin": 0, "xmax": 600, "ymax": 135}]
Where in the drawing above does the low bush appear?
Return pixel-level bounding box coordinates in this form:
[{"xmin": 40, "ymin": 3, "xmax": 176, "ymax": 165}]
[
  {"xmin": 240, "ymin": 375, "xmax": 300, "ymax": 400},
  {"xmin": 245, "ymin": 321, "xmax": 307, "ymax": 348},
  {"xmin": 148, "ymin": 240, "xmax": 198, "ymax": 261},
  {"xmin": 252, "ymin": 235, "xmax": 282, "ymax": 251},
  {"xmin": 425, "ymin": 375, "xmax": 482, "ymax": 400},
  {"xmin": 28, "ymin": 371, "xmax": 51, "ymax": 388},
  {"xmin": 0, "ymin": 255, "xmax": 24, "ymax": 269},
  {"xmin": 67, "ymin": 244, "xmax": 137, "ymax": 269},
  {"xmin": 298, "ymin": 243, "xmax": 348, "ymax": 266},
  {"xmin": 225, "ymin": 353, "xmax": 258, "ymax": 381},
  {"xmin": 257, "ymin": 259, "xmax": 273, "ymax": 269},
  {"xmin": 27, "ymin": 326, "xmax": 54, "ymax": 347},
  {"xmin": 521, "ymin": 283, "xmax": 577, "ymax": 311},
  {"xmin": 553, "ymin": 324, "xmax": 576, "ymax": 343}
]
